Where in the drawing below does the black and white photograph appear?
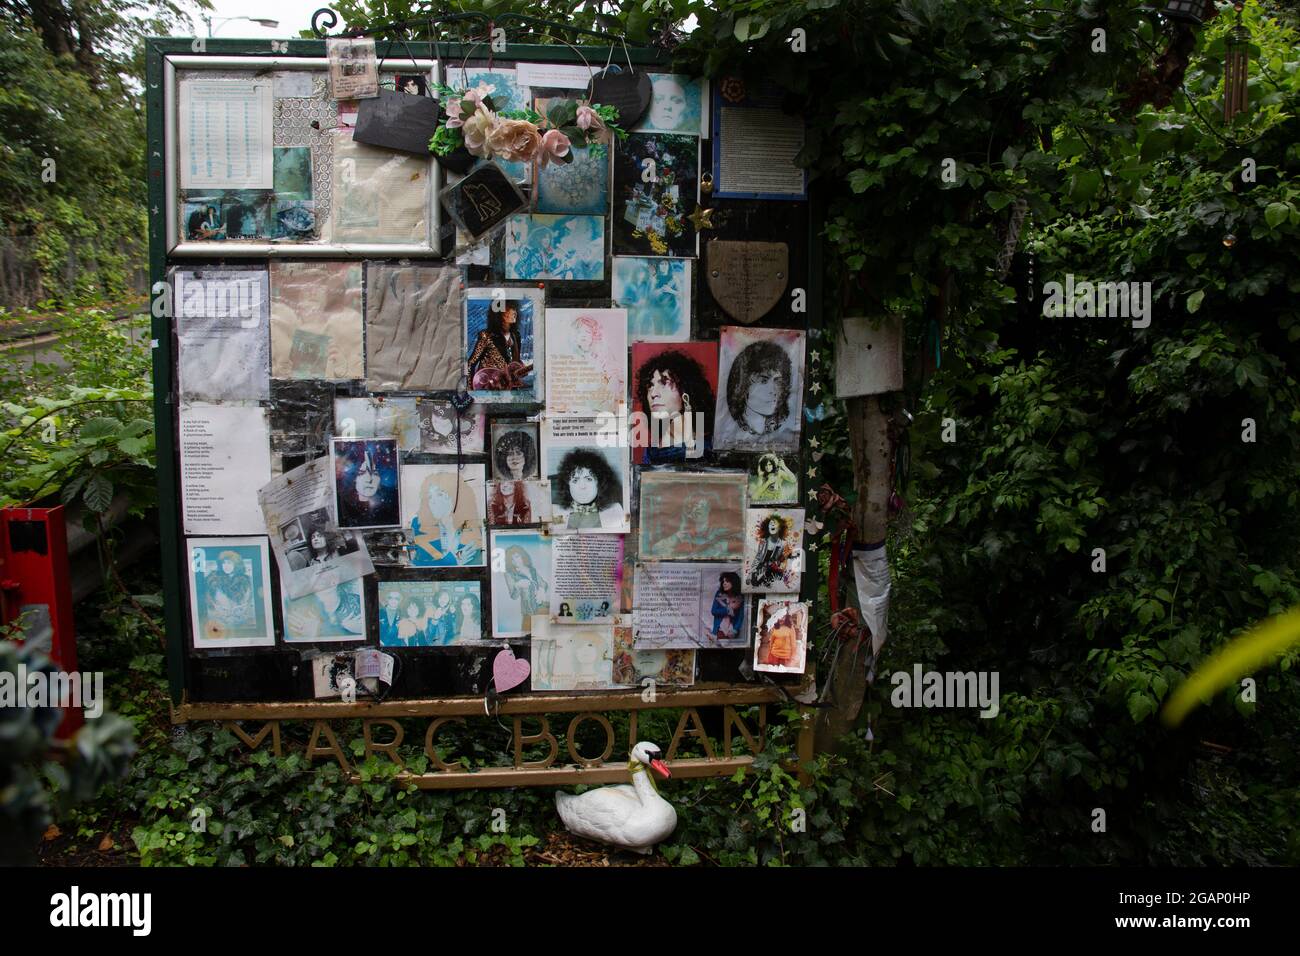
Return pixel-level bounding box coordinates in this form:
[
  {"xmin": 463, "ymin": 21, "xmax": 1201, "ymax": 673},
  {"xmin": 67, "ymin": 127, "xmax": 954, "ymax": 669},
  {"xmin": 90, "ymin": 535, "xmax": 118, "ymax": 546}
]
[
  {"xmin": 491, "ymin": 421, "xmax": 541, "ymax": 481},
  {"xmin": 713, "ymin": 325, "xmax": 806, "ymax": 452}
]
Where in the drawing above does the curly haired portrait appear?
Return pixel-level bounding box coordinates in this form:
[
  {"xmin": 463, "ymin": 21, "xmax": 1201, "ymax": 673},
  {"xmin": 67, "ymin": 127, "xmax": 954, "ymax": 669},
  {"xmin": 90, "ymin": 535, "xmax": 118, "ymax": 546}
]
[
  {"xmin": 714, "ymin": 327, "xmax": 806, "ymax": 452},
  {"xmin": 631, "ymin": 341, "xmax": 718, "ymax": 464},
  {"xmin": 549, "ymin": 447, "xmax": 627, "ymax": 531}
]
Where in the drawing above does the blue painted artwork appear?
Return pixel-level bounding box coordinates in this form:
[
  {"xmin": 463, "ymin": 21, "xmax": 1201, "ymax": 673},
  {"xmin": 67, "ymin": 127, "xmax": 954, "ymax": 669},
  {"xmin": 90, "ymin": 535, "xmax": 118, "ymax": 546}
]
[
  {"xmin": 283, "ymin": 579, "xmax": 366, "ymax": 643},
  {"xmin": 504, "ymin": 214, "xmax": 605, "ymax": 282},
  {"xmin": 536, "ymin": 144, "xmax": 610, "ymax": 216},
  {"xmin": 612, "ymin": 256, "xmax": 691, "ymax": 341},
  {"xmin": 636, "ymin": 74, "xmax": 706, "ymax": 135},
  {"xmin": 187, "ymin": 539, "xmax": 274, "ymax": 647}
]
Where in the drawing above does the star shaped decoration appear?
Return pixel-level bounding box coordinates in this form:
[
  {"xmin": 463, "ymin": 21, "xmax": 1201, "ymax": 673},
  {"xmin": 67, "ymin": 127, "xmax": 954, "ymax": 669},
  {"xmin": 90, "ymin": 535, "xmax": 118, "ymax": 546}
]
[
  {"xmin": 151, "ymin": 206, "xmax": 159, "ymax": 215},
  {"xmin": 810, "ymin": 381, "xmax": 823, "ymax": 394},
  {"xmin": 810, "ymin": 350, "xmax": 821, "ymax": 363},
  {"xmin": 809, "ymin": 437, "xmax": 820, "ymax": 449},
  {"xmin": 808, "ymin": 489, "xmax": 818, "ymax": 501},
  {"xmin": 808, "ymin": 542, "xmax": 818, "ymax": 552},
  {"xmin": 807, "ymin": 466, "xmax": 817, "ymax": 478},
  {"xmin": 686, "ymin": 205, "xmax": 716, "ymax": 232}
]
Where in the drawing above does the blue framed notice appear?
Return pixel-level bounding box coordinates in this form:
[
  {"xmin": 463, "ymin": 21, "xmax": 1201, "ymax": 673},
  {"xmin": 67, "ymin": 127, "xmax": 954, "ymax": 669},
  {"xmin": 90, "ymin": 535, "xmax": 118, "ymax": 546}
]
[{"xmin": 710, "ymin": 79, "xmax": 807, "ymax": 201}]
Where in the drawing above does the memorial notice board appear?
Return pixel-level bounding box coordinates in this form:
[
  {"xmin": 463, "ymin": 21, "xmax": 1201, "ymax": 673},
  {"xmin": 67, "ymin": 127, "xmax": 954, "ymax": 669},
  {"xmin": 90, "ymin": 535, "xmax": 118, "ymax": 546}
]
[{"xmin": 146, "ymin": 34, "xmax": 825, "ymax": 787}]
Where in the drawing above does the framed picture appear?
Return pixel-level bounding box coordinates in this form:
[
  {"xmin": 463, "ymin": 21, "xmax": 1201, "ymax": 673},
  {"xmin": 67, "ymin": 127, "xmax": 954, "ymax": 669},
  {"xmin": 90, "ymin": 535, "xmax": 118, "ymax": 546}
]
[
  {"xmin": 416, "ymin": 399, "xmax": 486, "ymax": 455},
  {"xmin": 544, "ymin": 308, "xmax": 628, "ymax": 414},
  {"xmin": 464, "ymin": 286, "xmax": 545, "ymax": 403},
  {"xmin": 504, "ymin": 213, "xmax": 606, "ymax": 281},
  {"xmin": 632, "ymin": 74, "xmax": 708, "ymax": 136},
  {"xmin": 742, "ymin": 508, "xmax": 806, "ymax": 594},
  {"xmin": 376, "ymin": 580, "xmax": 487, "ymax": 647},
  {"xmin": 283, "ymin": 579, "xmax": 367, "ymax": 643},
  {"xmin": 489, "ymin": 530, "xmax": 553, "ymax": 639},
  {"xmin": 187, "ymin": 537, "xmax": 276, "ymax": 649},
  {"xmin": 638, "ymin": 471, "xmax": 745, "ymax": 560},
  {"xmin": 611, "ymin": 132, "xmax": 699, "ymax": 258},
  {"xmin": 331, "ymin": 437, "xmax": 401, "ymax": 529},
  {"xmin": 613, "ymin": 256, "xmax": 692, "ymax": 342},
  {"xmin": 612, "ymin": 625, "xmax": 695, "ymax": 686},
  {"xmin": 164, "ymin": 55, "xmax": 441, "ymax": 256},
  {"xmin": 487, "ymin": 479, "xmax": 551, "ymax": 528},
  {"xmin": 542, "ymin": 416, "xmax": 630, "ymax": 534},
  {"xmin": 630, "ymin": 341, "xmax": 717, "ymax": 464},
  {"xmin": 530, "ymin": 617, "xmax": 619, "ymax": 690},
  {"xmin": 753, "ymin": 598, "xmax": 809, "ymax": 674},
  {"xmin": 490, "ymin": 421, "xmax": 541, "ymax": 480},
  {"xmin": 713, "ymin": 326, "xmax": 806, "ymax": 452},
  {"xmin": 632, "ymin": 561, "xmax": 747, "ymax": 650},
  {"xmin": 748, "ymin": 452, "xmax": 799, "ymax": 505}
]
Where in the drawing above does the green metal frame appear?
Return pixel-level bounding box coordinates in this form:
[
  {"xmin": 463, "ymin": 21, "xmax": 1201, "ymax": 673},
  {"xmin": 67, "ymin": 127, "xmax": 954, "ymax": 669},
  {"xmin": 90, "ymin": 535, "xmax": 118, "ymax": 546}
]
[{"xmin": 145, "ymin": 37, "xmax": 822, "ymax": 707}]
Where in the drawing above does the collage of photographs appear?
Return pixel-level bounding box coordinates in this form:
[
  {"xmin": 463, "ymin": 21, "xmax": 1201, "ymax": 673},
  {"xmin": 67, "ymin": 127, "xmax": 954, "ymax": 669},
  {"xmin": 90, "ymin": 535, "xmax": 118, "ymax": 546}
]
[{"xmin": 174, "ymin": 54, "xmax": 813, "ymax": 697}]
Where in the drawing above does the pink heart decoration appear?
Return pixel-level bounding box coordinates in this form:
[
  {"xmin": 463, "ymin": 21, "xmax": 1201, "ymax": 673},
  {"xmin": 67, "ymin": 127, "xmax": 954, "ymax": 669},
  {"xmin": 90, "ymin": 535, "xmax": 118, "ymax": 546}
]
[{"xmin": 493, "ymin": 646, "xmax": 531, "ymax": 693}]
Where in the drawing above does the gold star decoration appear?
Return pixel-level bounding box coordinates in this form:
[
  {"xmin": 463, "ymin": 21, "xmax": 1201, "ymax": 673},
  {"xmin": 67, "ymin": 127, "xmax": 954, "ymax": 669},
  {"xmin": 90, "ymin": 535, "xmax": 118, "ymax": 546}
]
[
  {"xmin": 807, "ymin": 466, "xmax": 817, "ymax": 478},
  {"xmin": 810, "ymin": 381, "xmax": 823, "ymax": 394},
  {"xmin": 808, "ymin": 542, "xmax": 818, "ymax": 552},
  {"xmin": 687, "ymin": 205, "xmax": 716, "ymax": 232},
  {"xmin": 810, "ymin": 350, "xmax": 821, "ymax": 363},
  {"xmin": 809, "ymin": 437, "xmax": 820, "ymax": 449},
  {"xmin": 808, "ymin": 489, "xmax": 818, "ymax": 501}
]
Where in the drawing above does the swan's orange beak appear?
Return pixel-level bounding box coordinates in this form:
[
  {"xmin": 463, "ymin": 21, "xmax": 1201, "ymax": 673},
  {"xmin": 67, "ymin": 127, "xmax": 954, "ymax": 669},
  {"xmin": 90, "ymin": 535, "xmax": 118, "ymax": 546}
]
[{"xmin": 650, "ymin": 758, "xmax": 671, "ymax": 778}]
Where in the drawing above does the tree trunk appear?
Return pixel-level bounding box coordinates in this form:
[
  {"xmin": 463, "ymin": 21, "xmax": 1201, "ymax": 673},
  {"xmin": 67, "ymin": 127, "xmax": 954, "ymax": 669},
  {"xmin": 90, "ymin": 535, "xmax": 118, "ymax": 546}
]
[{"xmin": 815, "ymin": 394, "xmax": 891, "ymax": 752}]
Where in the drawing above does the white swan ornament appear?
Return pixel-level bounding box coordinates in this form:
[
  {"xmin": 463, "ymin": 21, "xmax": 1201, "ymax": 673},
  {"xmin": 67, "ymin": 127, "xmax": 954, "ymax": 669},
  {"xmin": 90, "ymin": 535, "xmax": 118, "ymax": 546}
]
[{"xmin": 555, "ymin": 741, "xmax": 677, "ymax": 854}]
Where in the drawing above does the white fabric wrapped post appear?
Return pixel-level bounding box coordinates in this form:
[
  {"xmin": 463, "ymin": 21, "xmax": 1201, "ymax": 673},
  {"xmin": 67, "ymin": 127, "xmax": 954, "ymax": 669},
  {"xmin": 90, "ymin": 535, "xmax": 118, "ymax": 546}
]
[{"xmin": 851, "ymin": 541, "xmax": 891, "ymax": 659}]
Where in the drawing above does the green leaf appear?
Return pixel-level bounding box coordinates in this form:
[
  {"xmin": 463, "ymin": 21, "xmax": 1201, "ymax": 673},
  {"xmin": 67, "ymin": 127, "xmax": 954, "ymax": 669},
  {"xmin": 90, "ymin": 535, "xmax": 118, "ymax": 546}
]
[
  {"xmin": 1264, "ymin": 202, "xmax": 1291, "ymax": 230},
  {"xmin": 117, "ymin": 436, "xmax": 148, "ymax": 457},
  {"xmin": 734, "ymin": 16, "xmax": 770, "ymax": 42},
  {"xmin": 79, "ymin": 417, "xmax": 122, "ymax": 440},
  {"xmin": 1127, "ymin": 693, "xmax": 1157, "ymax": 723},
  {"xmin": 83, "ymin": 473, "xmax": 113, "ymax": 513},
  {"xmin": 1186, "ymin": 290, "xmax": 1205, "ymax": 313},
  {"xmin": 1068, "ymin": 169, "xmax": 1101, "ymax": 204},
  {"xmin": 985, "ymin": 191, "xmax": 1015, "ymax": 212},
  {"xmin": 546, "ymin": 99, "xmax": 578, "ymax": 130}
]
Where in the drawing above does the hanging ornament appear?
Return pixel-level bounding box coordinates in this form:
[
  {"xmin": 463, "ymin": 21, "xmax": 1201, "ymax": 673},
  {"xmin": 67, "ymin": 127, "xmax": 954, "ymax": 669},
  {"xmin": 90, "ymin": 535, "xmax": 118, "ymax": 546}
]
[{"xmin": 1223, "ymin": 3, "xmax": 1251, "ymax": 122}]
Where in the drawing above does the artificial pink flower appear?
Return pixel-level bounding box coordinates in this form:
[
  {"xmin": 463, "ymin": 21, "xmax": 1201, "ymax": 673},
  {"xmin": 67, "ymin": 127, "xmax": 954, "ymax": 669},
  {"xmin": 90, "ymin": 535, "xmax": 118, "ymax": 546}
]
[
  {"xmin": 576, "ymin": 103, "xmax": 611, "ymax": 143},
  {"xmin": 446, "ymin": 84, "xmax": 493, "ymax": 129},
  {"xmin": 537, "ymin": 128, "xmax": 572, "ymax": 167},
  {"xmin": 576, "ymin": 103, "xmax": 600, "ymax": 130},
  {"xmin": 487, "ymin": 118, "xmax": 543, "ymax": 163}
]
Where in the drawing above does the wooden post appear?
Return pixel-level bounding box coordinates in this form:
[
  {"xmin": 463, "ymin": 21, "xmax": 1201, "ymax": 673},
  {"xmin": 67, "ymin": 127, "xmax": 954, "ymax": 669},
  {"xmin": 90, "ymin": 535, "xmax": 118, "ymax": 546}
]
[{"xmin": 815, "ymin": 394, "xmax": 891, "ymax": 752}]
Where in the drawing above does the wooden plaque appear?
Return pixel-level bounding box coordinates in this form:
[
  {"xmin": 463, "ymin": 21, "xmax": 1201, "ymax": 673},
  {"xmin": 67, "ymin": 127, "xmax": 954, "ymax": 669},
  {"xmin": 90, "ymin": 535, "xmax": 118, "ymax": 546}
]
[{"xmin": 706, "ymin": 240, "xmax": 789, "ymax": 324}]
